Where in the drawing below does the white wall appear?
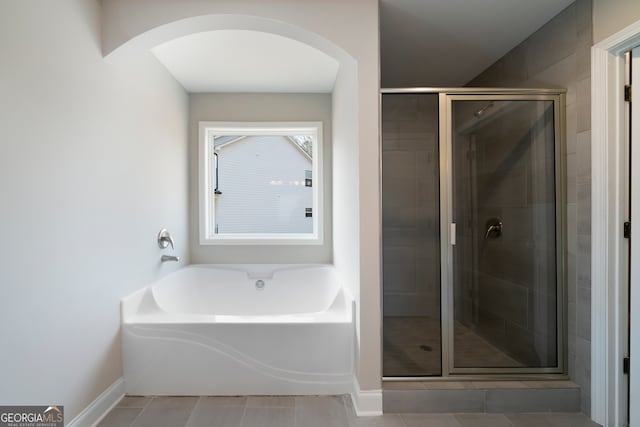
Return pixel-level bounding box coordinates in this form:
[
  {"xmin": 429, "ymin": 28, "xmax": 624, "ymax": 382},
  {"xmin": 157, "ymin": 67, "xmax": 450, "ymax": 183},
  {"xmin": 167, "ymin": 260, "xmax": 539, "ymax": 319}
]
[
  {"xmin": 0, "ymin": 0, "xmax": 189, "ymax": 421},
  {"xmin": 331, "ymin": 64, "xmax": 364, "ymax": 381},
  {"xmin": 593, "ymin": 0, "xmax": 640, "ymax": 43},
  {"xmin": 190, "ymin": 93, "xmax": 332, "ymax": 263},
  {"xmin": 102, "ymin": 0, "xmax": 381, "ymax": 395}
]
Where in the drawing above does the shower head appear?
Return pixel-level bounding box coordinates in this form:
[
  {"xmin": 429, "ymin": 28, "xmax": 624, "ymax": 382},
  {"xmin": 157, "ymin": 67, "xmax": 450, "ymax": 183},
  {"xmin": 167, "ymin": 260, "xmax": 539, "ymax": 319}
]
[{"xmin": 474, "ymin": 102, "xmax": 494, "ymax": 118}]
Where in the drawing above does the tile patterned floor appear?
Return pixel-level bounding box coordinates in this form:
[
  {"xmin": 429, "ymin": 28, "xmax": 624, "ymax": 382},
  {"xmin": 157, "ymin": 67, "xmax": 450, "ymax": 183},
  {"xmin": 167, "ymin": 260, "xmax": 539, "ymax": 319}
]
[
  {"xmin": 383, "ymin": 317, "xmax": 521, "ymax": 376},
  {"xmin": 98, "ymin": 395, "xmax": 601, "ymax": 427}
]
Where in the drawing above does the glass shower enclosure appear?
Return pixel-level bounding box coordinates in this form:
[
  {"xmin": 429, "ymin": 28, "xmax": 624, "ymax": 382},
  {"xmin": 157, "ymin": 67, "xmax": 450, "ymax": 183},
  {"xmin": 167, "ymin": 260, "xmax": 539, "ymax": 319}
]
[{"xmin": 382, "ymin": 89, "xmax": 566, "ymax": 378}]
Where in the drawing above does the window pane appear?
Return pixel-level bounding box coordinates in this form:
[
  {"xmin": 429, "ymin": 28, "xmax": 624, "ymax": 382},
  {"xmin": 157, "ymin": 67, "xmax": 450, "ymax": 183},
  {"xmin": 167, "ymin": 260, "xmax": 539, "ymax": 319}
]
[{"xmin": 213, "ymin": 134, "xmax": 314, "ymax": 234}]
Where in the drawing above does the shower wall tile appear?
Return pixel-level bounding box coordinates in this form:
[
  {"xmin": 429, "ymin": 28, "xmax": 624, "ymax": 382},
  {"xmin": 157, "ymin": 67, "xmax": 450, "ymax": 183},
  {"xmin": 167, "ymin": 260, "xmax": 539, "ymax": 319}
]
[
  {"xmin": 476, "ymin": 308, "xmax": 508, "ymax": 349},
  {"xmin": 576, "ymin": 43, "xmax": 592, "ymax": 82},
  {"xmin": 478, "ymin": 274, "xmax": 529, "ymax": 327},
  {"xmin": 495, "ymin": 206, "xmax": 534, "ymax": 243},
  {"xmin": 568, "ymin": 302, "xmax": 577, "ymax": 333},
  {"xmin": 383, "ymin": 246, "xmax": 416, "ymax": 293},
  {"xmin": 531, "ymin": 290, "xmax": 558, "ymax": 335},
  {"xmin": 479, "ymin": 170, "xmax": 529, "ymax": 207},
  {"xmin": 500, "ymin": 46, "xmax": 528, "ymax": 85},
  {"xmin": 577, "ymin": 244, "xmax": 591, "ymax": 290},
  {"xmin": 567, "ymin": 203, "xmax": 577, "ymax": 255},
  {"xmin": 577, "ymin": 78, "xmax": 592, "ymax": 132},
  {"xmin": 568, "ymin": 352, "xmax": 577, "ymax": 381},
  {"xmin": 566, "ymin": 103, "xmax": 577, "ymax": 155},
  {"xmin": 504, "ymin": 321, "xmax": 539, "ymax": 365},
  {"xmin": 480, "ymin": 242, "xmax": 534, "ymax": 287},
  {"xmin": 567, "ymin": 153, "xmax": 577, "ymax": 204},
  {"xmin": 382, "ymin": 94, "xmax": 441, "ymax": 320},
  {"xmin": 568, "ymin": 253, "xmax": 576, "ymax": 303},
  {"xmin": 577, "ymin": 286, "xmax": 591, "ymax": 340},
  {"xmin": 381, "ymin": 133, "xmax": 438, "ymax": 151},
  {"xmin": 575, "ymin": 336, "xmax": 592, "ymax": 414},
  {"xmin": 526, "ymin": 4, "xmax": 577, "ymax": 77},
  {"xmin": 568, "ymin": 325, "xmax": 577, "ymax": 356},
  {"xmin": 526, "ymin": 53, "xmax": 577, "ymax": 90},
  {"xmin": 577, "ymin": 234, "xmax": 591, "ymax": 263},
  {"xmin": 576, "ymin": 206, "xmax": 591, "ymax": 242},
  {"xmin": 383, "ymin": 293, "xmax": 440, "ymax": 317},
  {"xmin": 576, "ymin": 0, "xmax": 592, "ymax": 34},
  {"xmin": 577, "ymin": 131, "xmax": 592, "ymax": 184},
  {"xmin": 469, "ymin": 62, "xmax": 502, "ymax": 87},
  {"xmin": 467, "ymin": 0, "xmax": 592, "ymax": 414}
]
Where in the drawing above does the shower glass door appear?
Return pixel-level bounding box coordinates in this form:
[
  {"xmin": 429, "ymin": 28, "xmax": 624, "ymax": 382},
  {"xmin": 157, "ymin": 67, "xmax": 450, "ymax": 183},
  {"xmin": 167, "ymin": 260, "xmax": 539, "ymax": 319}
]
[
  {"xmin": 381, "ymin": 89, "xmax": 565, "ymax": 379},
  {"xmin": 444, "ymin": 94, "xmax": 564, "ymax": 373},
  {"xmin": 382, "ymin": 93, "xmax": 441, "ymax": 377}
]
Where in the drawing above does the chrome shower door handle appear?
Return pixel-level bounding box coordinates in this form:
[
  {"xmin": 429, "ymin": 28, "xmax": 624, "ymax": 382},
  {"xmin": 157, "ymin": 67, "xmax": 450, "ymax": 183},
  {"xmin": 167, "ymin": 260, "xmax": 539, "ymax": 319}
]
[{"xmin": 484, "ymin": 218, "xmax": 503, "ymax": 239}]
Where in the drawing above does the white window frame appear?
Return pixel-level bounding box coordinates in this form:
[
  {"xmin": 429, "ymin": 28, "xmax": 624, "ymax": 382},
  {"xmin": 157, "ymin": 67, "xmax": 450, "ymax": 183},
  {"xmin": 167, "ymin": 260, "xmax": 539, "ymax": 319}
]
[{"xmin": 198, "ymin": 121, "xmax": 323, "ymax": 245}]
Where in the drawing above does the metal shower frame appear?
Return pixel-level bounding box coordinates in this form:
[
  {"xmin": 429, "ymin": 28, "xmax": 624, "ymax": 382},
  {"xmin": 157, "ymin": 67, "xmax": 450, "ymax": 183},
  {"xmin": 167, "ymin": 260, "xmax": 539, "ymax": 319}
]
[{"xmin": 380, "ymin": 88, "xmax": 567, "ymax": 381}]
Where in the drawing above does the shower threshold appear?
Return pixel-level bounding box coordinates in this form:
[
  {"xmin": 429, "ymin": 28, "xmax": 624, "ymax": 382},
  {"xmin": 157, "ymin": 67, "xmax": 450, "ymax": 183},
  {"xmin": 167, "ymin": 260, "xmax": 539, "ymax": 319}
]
[{"xmin": 382, "ymin": 379, "xmax": 580, "ymax": 413}]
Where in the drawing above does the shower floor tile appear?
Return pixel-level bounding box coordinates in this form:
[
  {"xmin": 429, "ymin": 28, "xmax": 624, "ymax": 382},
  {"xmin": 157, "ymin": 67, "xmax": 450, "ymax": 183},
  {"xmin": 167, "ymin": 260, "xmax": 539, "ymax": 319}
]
[
  {"xmin": 99, "ymin": 395, "xmax": 600, "ymax": 427},
  {"xmin": 383, "ymin": 316, "xmax": 521, "ymax": 377}
]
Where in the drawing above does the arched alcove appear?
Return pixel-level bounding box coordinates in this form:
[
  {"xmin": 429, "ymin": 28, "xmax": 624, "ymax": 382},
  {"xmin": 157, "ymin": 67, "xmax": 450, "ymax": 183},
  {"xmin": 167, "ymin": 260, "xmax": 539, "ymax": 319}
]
[
  {"xmin": 100, "ymin": 3, "xmax": 381, "ymax": 413},
  {"xmin": 103, "ymin": 13, "xmax": 356, "ymax": 71}
]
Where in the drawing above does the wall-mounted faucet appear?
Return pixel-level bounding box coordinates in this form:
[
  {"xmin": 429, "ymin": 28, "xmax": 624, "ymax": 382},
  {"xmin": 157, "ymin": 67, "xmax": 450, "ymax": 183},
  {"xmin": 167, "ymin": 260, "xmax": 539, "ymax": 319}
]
[
  {"xmin": 484, "ymin": 218, "xmax": 503, "ymax": 239},
  {"xmin": 157, "ymin": 229, "xmax": 175, "ymax": 249},
  {"xmin": 158, "ymin": 229, "xmax": 179, "ymax": 263}
]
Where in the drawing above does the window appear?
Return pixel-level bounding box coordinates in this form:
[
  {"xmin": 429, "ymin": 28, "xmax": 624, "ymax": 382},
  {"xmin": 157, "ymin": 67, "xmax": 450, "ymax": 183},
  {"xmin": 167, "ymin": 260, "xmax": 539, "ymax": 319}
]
[{"xmin": 199, "ymin": 121, "xmax": 323, "ymax": 244}]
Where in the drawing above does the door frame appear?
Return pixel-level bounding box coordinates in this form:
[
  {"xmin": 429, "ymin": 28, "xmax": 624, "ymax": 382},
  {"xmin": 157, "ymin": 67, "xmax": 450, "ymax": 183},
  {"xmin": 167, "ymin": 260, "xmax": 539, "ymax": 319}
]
[{"xmin": 591, "ymin": 19, "xmax": 640, "ymax": 427}]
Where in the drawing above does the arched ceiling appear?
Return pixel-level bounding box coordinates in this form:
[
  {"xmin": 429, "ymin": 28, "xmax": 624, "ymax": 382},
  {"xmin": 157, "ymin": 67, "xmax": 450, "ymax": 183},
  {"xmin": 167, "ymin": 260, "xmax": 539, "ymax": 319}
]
[{"xmin": 151, "ymin": 30, "xmax": 339, "ymax": 93}]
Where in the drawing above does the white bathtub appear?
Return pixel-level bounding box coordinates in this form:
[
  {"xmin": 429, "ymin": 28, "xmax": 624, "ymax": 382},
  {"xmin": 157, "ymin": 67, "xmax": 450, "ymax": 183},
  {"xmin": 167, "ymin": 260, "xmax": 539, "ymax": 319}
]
[{"xmin": 121, "ymin": 264, "xmax": 354, "ymax": 396}]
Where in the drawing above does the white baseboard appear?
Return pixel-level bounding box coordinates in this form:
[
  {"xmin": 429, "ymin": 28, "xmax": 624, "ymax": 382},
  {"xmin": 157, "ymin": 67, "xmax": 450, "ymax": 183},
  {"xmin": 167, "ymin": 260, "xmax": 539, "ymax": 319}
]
[
  {"xmin": 67, "ymin": 378, "xmax": 124, "ymax": 427},
  {"xmin": 350, "ymin": 378, "xmax": 382, "ymax": 416}
]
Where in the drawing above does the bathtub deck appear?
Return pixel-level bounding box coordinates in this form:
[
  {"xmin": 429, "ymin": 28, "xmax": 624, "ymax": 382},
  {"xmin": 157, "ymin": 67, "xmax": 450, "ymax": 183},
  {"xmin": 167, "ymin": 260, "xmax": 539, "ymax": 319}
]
[{"xmin": 98, "ymin": 395, "xmax": 600, "ymax": 427}]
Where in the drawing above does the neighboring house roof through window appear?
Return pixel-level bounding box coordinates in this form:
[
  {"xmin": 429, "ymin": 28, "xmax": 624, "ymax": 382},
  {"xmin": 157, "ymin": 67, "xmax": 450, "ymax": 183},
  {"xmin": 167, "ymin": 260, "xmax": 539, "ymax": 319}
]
[
  {"xmin": 288, "ymin": 135, "xmax": 313, "ymax": 158},
  {"xmin": 214, "ymin": 135, "xmax": 313, "ymax": 159},
  {"xmin": 213, "ymin": 135, "xmax": 244, "ymax": 148}
]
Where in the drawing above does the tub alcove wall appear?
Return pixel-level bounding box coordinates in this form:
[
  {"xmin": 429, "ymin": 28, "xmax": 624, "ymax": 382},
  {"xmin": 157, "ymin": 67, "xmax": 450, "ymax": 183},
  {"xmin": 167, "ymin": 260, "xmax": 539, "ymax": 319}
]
[
  {"xmin": 0, "ymin": 0, "xmax": 191, "ymax": 423},
  {"xmin": 101, "ymin": 0, "xmax": 382, "ymax": 417}
]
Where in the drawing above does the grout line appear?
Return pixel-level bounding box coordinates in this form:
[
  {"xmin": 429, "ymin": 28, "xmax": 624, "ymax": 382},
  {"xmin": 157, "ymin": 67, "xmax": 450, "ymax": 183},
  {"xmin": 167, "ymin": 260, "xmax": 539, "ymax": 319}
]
[
  {"xmin": 340, "ymin": 395, "xmax": 350, "ymax": 427},
  {"xmin": 398, "ymin": 412, "xmax": 408, "ymax": 427},
  {"xmin": 293, "ymin": 396, "xmax": 297, "ymax": 427},
  {"xmin": 140, "ymin": 397, "xmax": 153, "ymax": 411},
  {"xmin": 127, "ymin": 396, "xmax": 153, "ymax": 427},
  {"xmin": 183, "ymin": 396, "xmax": 202, "ymax": 427},
  {"xmin": 238, "ymin": 396, "xmax": 248, "ymax": 427}
]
